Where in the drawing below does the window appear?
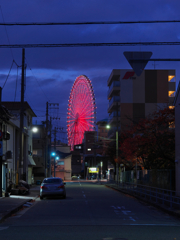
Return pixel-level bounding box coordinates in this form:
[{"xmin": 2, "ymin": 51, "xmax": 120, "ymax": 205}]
[
  {"xmin": 43, "ymin": 178, "xmax": 62, "ymax": 183},
  {"xmin": 168, "ymin": 75, "xmax": 175, "ymax": 82},
  {"xmin": 168, "ymin": 91, "xmax": 175, "ymax": 97},
  {"xmin": 57, "ymin": 161, "xmax": 64, "ymax": 165},
  {"xmin": 33, "ymin": 150, "xmax": 38, "ymax": 155}
]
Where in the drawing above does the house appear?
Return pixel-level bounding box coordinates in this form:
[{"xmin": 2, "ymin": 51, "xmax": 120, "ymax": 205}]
[{"xmin": 0, "ymin": 101, "xmax": 36, "ymax": 196}]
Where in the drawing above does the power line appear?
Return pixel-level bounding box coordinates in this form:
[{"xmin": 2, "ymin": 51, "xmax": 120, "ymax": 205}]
[
  {"xmin": 0, "ymin": 42, "xmax": 180, "ymax": 48},
  {"xmin": 0, "ymin": 6, "xmax": 14, "ymax": 59},
  {"xmin": 0, "ymin": 6, "xmax": 19, "ymax": 67},
  {"xmin": 0, "ymin": 20, "xmax": 180, "ymax": 26},
  {"xmin": 2, "ymin": 60, "xmax": 14, "ymax": 89},
  {"xmin": 25, "ymin": 58, "xmax": 49, "ymax": 101}
]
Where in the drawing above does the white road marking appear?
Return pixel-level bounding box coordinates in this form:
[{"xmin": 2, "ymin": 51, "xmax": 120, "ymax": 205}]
[
  {"xmin": 129, "ymin": 216, "xmax": 136, "ymax": 222},
  {"xmin": 110, "ymin": 206, "xmax": 116, "ymax": 209},
  {"xmin": 83, "ymin": 194, "xmax": 86, "ymax": 198},
  {"xmin": 111, "ymin": 206, "xmax": 136, "ymax": 222},
  {"xmin": 122, "ymin": 210, "xmax": 131, "ymax": 215}
]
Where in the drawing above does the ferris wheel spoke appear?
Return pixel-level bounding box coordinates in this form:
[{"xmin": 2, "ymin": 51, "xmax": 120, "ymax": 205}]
[{"xmin": 67, "ymin": 75, "xmax": 96, "ymax": 150}]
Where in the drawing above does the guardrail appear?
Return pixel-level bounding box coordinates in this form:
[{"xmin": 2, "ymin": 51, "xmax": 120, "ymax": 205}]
[{"xmin": 115, "ymin": 182, "xmax": 180, "ymax": 209}]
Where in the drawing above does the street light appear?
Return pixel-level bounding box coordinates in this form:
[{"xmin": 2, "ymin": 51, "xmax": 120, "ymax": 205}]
[
  {"xmin": 106, "ymin": 124, "xmax": 118, "ymax": 183},
  {"xmin": 51, "ymin": 152, "xmax": 59, "ymax": 177},
  {"xmin": 32, "ymin": 127, "xmax": 38, "ymax": 133}
]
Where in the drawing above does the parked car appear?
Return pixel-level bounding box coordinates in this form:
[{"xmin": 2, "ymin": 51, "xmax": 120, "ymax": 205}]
[
  {"xmin": 71, "ymin": 175, "xmax": 80, "ymax": 180},
  {"xmin": 40, "ymin": 177, "xmax": 66, "ymax": 200}
]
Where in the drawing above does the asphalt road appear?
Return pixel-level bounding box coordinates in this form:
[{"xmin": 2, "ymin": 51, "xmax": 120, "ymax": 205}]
[{"xmin": 0, "ymin": 181, "xmax": 180, "ymax": 240}]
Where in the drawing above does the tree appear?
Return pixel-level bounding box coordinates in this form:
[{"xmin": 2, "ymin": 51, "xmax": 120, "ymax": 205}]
[{"xmin": 119, "ymin": 107, "xmax": 175, "ymax": 169}]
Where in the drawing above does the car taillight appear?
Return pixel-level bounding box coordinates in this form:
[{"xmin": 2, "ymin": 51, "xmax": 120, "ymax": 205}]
[
  {"xmin": 58, "ymin": 185, "xmax": 64, "ymax": 188},
  {"xmin": 41, "ymin": 186, "xmax": 47, "ymax": 189}
]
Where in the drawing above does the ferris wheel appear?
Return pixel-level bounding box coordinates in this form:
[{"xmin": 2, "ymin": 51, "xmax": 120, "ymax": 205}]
[{"xmin": 67, "ymin": 75, "xmax": 96, "ymax": 151}]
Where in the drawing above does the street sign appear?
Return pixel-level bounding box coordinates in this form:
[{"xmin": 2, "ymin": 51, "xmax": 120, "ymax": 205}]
[
  {"xmin": 0, "ymin": 141, "xmax": 3, "ymax": 156},
  {"xmin": 123, "ymin": 51, "xmax": 152, "ymax": 76},
  {"xmin": 89, "ymin": 167, "xmax": 99, "ymax": 173},
  {"xmin": 0, "ymin": 130, "xmax": 2, "ymax": 139}
]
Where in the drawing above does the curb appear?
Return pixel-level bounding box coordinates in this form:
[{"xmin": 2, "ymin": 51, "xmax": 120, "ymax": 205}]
[
  {"xmin": 0, "ymin": 199, "xmax": 30, "ymax": 223},
  {"xmin": 0, "ymin": 195, "xmax": 39, "ymax": 223},
  {"xmin": 105, "ymin": 184, "xmax": 180, "ymax": 219}
]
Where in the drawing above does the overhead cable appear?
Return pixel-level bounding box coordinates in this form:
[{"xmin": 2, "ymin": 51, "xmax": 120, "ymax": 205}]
[
  {"xmin": 0, "ymin": 42, "xmax": 180, "ymax": 48},
  {"xmin": 2, "ymin": 60, "xmax": 14, "ymax": 89},
  {"xmin": 0, "ymin": 20, "xmax": 180, "ymax": 26}
]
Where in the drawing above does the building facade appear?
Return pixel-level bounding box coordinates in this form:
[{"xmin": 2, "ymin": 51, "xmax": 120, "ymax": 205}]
[
  {"xmin": 0, "ymin": 102, "xmax": 36, "ymax": 196},
  {"xmin": 107, "ymin": 69, "xmax": 176, "ymax": 134}
]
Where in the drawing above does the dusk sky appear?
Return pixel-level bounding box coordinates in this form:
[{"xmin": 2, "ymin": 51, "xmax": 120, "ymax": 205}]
[{"xmin": 0, "ymin": 0, "xmax": 180, "ymax": 143}]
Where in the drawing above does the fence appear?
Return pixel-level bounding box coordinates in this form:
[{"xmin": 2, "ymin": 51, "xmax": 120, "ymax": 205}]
[
  {"xmin": 116, "ymin": 182, "xmax": 180, "ymax": 209},
  {"xmin": 120, "ymin": 169, "xmax": 175, "ymax": 190}
]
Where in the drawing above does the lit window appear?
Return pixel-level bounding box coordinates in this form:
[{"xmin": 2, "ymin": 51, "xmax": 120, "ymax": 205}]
[
  {"xmin": 33, "ymin": 150, "xmax": 37, "ymax": 155},
  {"xmin": 168, "ymin": 75, "xmax": 175, "ymax": 82},
  {"xmin": 169, "ymin": 122, "xmax": 175, "ymax": 128},
  {"xmin": 168, "ymin": 91, "xmax": 175, "ymax": 97}
]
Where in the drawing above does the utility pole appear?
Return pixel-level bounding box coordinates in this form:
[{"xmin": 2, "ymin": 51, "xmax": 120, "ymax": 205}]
[
  {"xmin": 45, "ymin": 102, "xmax": 48, "ymax": 178},
  {"xmin": 47, "ymin": 103, "xmax": 59, "ymax": 177},
  {"xmin": 53, "ymin": 127, "xmax": 57, "ymax": 177},
  {"xmin": 20, "ymin": 48, "xmax": 25, "ymax": 181},
  {"xmin": 49, "ymin": 116, "xmax": 52, "ymax": 177}
]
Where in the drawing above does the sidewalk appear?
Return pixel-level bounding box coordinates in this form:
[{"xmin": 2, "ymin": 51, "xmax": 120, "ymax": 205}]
[
  {"xmin": 0, "ymin": 185, "xmax": 40, "ymax": 223},
  {"xmin": 105, "ymin": 182, "xmax": 180, "ymax": 219}
]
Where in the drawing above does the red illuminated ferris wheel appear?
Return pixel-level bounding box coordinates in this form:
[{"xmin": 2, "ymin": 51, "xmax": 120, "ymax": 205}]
[{"xmin": 67, "ymin": 75, "xmax": 96, "ymax": 151}]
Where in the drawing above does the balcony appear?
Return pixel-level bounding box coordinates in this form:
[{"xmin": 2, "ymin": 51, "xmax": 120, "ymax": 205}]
[
  {"xmin": 169, "ymin": 97, "xmax": 175, "ymax": 106},
  {"xmin": 168, "ymin": 82, "xmax": 176, "ymax": 91},
  {"xmin": 107, "ymin": 81, "xmax": 120, "ymax": 99},
  {"xmin": 107, "ymin": 69, "xmax": 120, "ymax": 86},
  {"xmin": 108, "ymin": 96, "xmax": 120, "ymax": 113},
  {"xmin": 108, "ymin": 111, "xmax": 120, "ymax": 126}
]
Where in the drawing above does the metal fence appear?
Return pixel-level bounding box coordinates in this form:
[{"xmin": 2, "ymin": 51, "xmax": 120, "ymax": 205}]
[
  {"xmin": 120, "ymin": 169, "xmax": 175, "ymax": 190},
  {"xmin": 116, "ymin": 182, "xmax": 180, "ymax": 209}
]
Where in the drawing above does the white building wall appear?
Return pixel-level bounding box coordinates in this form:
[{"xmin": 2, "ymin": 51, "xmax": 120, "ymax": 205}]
[{"xmin": 64, "ymin": 155, "xmax": 72, "ymax": 180}]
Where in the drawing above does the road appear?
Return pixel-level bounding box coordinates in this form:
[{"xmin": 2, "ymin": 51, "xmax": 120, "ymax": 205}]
[{"xmin": 0, "ymin": 181, "xmax": 180, "ymax": 240}]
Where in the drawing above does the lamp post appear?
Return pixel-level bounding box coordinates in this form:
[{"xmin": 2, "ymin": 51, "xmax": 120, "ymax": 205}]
[
  {"xmin": 51, "ymin": 152, "xmax": 56, "ymax": 177},
  {"xmin": 51, "ymin": 152, "xmax": 59, "ymax": 177},
  {"xmin": 106, "ymin": 124, "xmax": 118, "ymax": 183}
]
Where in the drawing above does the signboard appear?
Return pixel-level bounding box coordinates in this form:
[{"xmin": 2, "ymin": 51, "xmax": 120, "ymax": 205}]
[
  {"xmin": 89, "ymin": 167, "xmax": 99, "ymax": 173},
  {"xmin": 0, "ymin": 141, "xmax": 3, "ymax": 156},
  {"xmin": 123, "ymin": 51, "xmax": 152, "ymax": 76}
]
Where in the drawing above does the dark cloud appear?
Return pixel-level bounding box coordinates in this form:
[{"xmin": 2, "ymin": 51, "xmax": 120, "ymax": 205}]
[{"xmin": 0, "ymin": 0, "xmax": 180, "ymax": 142}]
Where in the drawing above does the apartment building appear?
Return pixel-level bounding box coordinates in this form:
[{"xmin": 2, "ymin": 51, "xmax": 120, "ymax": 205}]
[{"xmin": 107, "ymin": 69, "xmax": 176, "ymax": 134}]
